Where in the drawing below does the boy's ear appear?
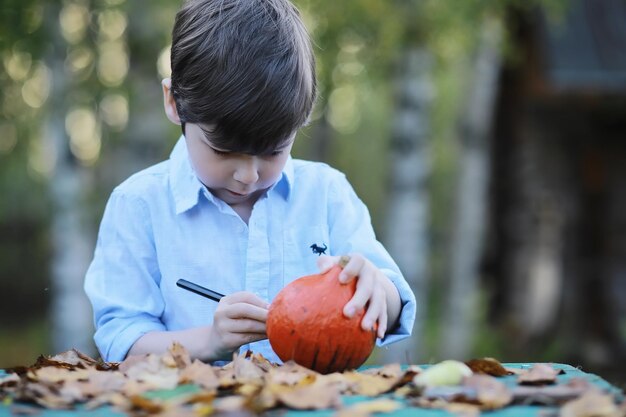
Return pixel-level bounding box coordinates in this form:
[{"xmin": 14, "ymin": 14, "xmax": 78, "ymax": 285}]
[{"xmin": 162, "ymin": 78, "xmax": 181, "ymax": 125}]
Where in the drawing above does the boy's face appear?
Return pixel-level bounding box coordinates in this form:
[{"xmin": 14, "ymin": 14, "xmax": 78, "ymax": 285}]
[{"xmin": 183, "ymin": 123, "xmax": 294, "ymax": 207}]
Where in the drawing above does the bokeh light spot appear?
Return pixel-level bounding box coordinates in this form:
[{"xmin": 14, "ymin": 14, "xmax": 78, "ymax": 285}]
[
  {"xmin": 59, "ymin": 3, "xmax": 90, "ymax": 44},
  {"xmin": 99, "ymin": 93, "xmax": 128, "ymax": 131},
  {"xmin": 21, "ymin": 62, "xmax": 52, "ymax": 109},
  {"xmin": 65, "ymin": 107, "xmax": 102, "ymax": 165}
]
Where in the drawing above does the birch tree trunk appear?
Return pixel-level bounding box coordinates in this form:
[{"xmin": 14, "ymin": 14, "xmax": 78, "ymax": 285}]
[
  {"xmin": 45, "ymin": 3, "xmax": 95, "ymax": 355},
  {"xmin": 441, "ymin": 20, "xmax": 502, "ymax": 359},
  {"xmin": 380, "ymin": 48, "xmax": 434, "ymax": 364}
]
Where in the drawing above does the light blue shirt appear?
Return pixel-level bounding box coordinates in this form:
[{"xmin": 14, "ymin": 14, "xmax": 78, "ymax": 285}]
[{"xmin": 84, "ymin": 137, "xmax": 416, "ymax": 363}]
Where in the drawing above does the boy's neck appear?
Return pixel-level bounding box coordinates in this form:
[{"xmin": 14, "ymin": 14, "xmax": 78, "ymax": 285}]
[{"xmin": 230, "ymin": 201, "xmax": 253, "ymax": 224}]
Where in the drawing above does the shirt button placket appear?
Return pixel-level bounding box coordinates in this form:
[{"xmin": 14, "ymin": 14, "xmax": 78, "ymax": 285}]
[{"xmin": 245, "ymin": 199, "xmax": 269, "ymax": 302}]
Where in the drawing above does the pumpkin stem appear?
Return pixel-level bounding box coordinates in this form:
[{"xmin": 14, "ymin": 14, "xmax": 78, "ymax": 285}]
[{"xmin": 338, "ymin": 255, "xmax": 350, "ymax": 268}]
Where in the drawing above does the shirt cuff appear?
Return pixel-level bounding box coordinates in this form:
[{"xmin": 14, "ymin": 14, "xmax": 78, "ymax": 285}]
[{"xmin": 375, "ymin": 268, "xmax": 416, "ymax": 347}]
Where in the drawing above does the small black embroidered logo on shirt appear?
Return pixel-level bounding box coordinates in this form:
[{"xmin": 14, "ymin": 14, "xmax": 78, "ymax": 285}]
[{"xmin": 310, "ymin": 243, "xmax": 327, "ymax": 256}]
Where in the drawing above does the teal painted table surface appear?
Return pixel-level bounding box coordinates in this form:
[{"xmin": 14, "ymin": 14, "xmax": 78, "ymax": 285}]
[{"xmin": 1, "ymin": 363, "xmax": 623, "ymax": 416}]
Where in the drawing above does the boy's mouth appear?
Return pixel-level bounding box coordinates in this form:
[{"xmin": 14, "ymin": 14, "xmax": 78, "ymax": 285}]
[{"xmin": 226, "ymin": 189, "xmax": 250, "ymax": 197}]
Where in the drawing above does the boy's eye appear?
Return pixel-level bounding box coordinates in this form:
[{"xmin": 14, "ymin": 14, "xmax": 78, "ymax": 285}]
[{"xmin": 269, "ymin": 150, "xmax": 283, "ymax": 157}]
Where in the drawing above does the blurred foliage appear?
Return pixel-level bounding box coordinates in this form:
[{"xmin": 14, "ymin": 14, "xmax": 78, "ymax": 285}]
[{"xmin": 0, "ymin": 0, "xmax": 566, "ymax": 368}]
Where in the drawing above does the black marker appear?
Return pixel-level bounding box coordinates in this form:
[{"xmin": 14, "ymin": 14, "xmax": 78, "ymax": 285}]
[{"xmin": 176, "ymin": 279, "xmax": 225, "ymax": 302}]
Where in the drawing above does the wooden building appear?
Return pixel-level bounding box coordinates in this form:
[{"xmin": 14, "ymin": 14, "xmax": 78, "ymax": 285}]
[{"xmin": 485, "ymin": 0, "xmax": 626, "ymax": 377}]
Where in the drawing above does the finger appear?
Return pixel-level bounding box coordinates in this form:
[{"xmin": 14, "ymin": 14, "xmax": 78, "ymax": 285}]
[
  {"xmin": 377, "ymin": 308, "xmax": 388, "ymax": 339},
  {"xmin": 223, "ymin": 303, "xmax": 269, "ymax": 322},
  {"xmin": 239, "ymin": 333, "xmax": 268, "ymax": 345},
  {"xmin": 360, "ymin": 291, "xmax": 384, "ymax": 333},
  {"xmin": 343, "ymin": 275, "xmax": 374, "ymax": 317},
  {"xmin": 227, "ymin": 318, "xmax": 267, "ymax": 335},
  {"xmin": 221, "ymin": 291, "xmax": 270, "ymax": 309},
  {"xmin": 317, "ymin": 255, "xmax": 339, "ymax": 273},
  {"xmin": 339, "ymin": 254, "xmax": 365, "ymax": 284}
]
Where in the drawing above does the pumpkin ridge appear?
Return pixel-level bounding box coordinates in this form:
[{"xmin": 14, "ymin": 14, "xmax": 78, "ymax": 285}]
[
  {"xmin": 326, "ymin": 346, "xmax": 340, "ymax": 374},
  {"xmin": 310, "ymin": 345, "xmax": 319, "ymax": 371},
  {"xmin": 343, "ymin": 350, "xmax": 355, "ymax": 371}
]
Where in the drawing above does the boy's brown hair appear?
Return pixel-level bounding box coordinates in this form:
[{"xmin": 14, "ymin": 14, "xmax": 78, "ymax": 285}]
[{"xmin": 170, "ymin": 0, "xmax": 316, "ymax": 154}]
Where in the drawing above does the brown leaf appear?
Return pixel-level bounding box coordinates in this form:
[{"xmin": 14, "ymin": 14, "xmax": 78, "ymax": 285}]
[
  {"xmin": 47, "ymin": 350, "xmax": 96, "ymax": 368},
  {"xmin": 463, "ymin": 374, "xmax": 513, "ymax": 409},
  {"xmin": 62, "ymin": 370, "xmax": 126, "ymax": 399},
  {"xmin": 122, "ymin": 354, "xmax": 180, "ymax": 391},
  {"xmin": 560, "ymin": 391, "xmax": 620, "ymax": 417},
  {"xmin": 445, "ymin": 403, "xmax": 482, "ymax": 417},
  {"xmin": 232, "ymin": 353, "xmax": 266, "ymax": 385},
  {"xmin": 17, "ymin": 382, "xmax": 73, "ymax": 410},
  {"xmin": 350, "ymin": 398, "xmax": 403, "ymax": 413},
  {"xmin": 267, "ymin": 362, "xmax": 317, "ymax": 387},
  {"xmin": 361, "ymin": 363, "xmax": 404, "ymax": 379},
  {"xmin": 126, "ymin": 395, "xmax": 164, "ymax": 414},
  {"xmin": 465, "ymin": 358, "xmax": 512, "ymax": 377},
  {"xmin": 518, "ymin": 364, "xmax": 562, "ymax": 385},
  {"xmin": 213, "ymin": 395, "xmax": 248, "ymax": 413},
  {"xmin": 338, "ymin": 371, "xmax": 400, "ymax": 396},
  {"xmin": 118, "ymin": 354, "xmax": 149, "ymax": 374},
  {"xmin": 273, "ymin": 380, "xmax": 341, "ymax": 410},
  {"xmin": 512, "ymin": 378, "xmax": 596, "ymax": 406},
  {"xmin": 178, "ymin": 359, "xmax": 219, "ymax": 391},
  {"xmin": 247, "ymin": 351, "xmax": 276, "ymax": 372},
  {"xmin": 0, "ymin": 372, "xmax": 20, "ymax": 387},
  {"xmin": 27, "ymin": 367, "xmax": 90, "ymax": 384},
  {"xmin": 167, "ymin": 342, "xmax": 192, "ymax": 369}
]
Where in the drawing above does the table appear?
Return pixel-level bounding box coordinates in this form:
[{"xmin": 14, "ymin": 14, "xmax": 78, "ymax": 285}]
[{"xmin": 0, "ymin": 363, "xmax": 623, "ymax": 416}]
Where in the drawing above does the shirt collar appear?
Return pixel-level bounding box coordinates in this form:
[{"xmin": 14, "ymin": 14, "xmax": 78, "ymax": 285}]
[
  {"xmin": 169, "ymin": 136, "xmax": 294, "ymax": 215},
  {"xmin": 169, "ymin": 136, "xmax": 204, "ymax": 215}
]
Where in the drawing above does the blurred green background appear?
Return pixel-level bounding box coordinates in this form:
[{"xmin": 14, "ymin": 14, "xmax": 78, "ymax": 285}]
[{"xmin": 1, "ymin": 0, "xmax": 625, "ymax": 389}]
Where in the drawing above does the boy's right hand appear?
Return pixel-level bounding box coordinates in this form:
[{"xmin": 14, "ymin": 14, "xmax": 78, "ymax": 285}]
[{"xmin": 208, "ymin": 291, "xmax": 269, "ymax": 361}]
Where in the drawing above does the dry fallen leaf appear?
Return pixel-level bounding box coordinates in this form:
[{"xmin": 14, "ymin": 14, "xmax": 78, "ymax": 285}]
[
  {"xmin": 445, "ymin": 402, "xmax": 482, "ymax": 417},
  {"xmin": 560, "ymin": 391, "xmax": 620, "ymax": 417},
  {"xmin": 463, "ymin": 374, "xmax": 513, "ymax": 410},
  {"xmin": 0, "ymin": 344, "xmax": 619, "ymax": 417},
  {"xmin": 338, "ymin": 371, "xmax": 401, "ymax": 396},
  {"xmin": 350, "ymin": 398, "xmax": 403, "ymax": 413},
  {"xmin": 178, "ymin": 359, "xmax": 219, "ymax": 391},
  {"xmin": 233, "ymin": 353, "xmax": 266, "ymax": 384},
  {"xmin": 167, "ymin": 342, "xmax": 192, "ymax": 370},
  {"xmin": 123, "ymin": 353, "xmax": 180, "ymax": 391},
  {"xmin": 273, "ymin": 379, "xmax": 341, "ymax": 410},
  {"xmin": 465, "ymin": 358, "xmax": 512, "ymax": 377},
  {"xmin": 518, "ymin": 364, "xmax": 563, "ymax": 385},
  {"xmin": 512, "ymin": 378, "xmax": 596, "ymax": 406}
]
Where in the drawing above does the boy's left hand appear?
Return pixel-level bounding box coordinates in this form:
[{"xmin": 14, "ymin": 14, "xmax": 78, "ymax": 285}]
[{"xmin": 317, "ymin": 254, "xmax": 393, "ymax": 339}]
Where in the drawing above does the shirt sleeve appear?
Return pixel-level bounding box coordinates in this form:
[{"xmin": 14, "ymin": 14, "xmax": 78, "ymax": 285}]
[
  {"xmin": 84, "ymin": 188, "xmax": 166, "ymax": 362},
  {"xmin": 327, "ymin": 172, "xmax": 417, "ymax": 347}
]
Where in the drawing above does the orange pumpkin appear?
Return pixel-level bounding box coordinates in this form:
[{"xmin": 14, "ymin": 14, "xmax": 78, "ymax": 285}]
[{"xmin": 266, "ymin": 259, "xmax": 376, "ymax": 373}]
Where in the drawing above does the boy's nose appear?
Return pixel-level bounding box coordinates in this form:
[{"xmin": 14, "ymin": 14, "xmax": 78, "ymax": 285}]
[{"xmin": 233, "ymin": 157, "xmax": 259, "ymax": 185}]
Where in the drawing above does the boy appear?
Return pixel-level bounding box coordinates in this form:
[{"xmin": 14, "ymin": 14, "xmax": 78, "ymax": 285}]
[{"xmin": 84, "ymin": 0, "xmax": 416, "ymax": 364}]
